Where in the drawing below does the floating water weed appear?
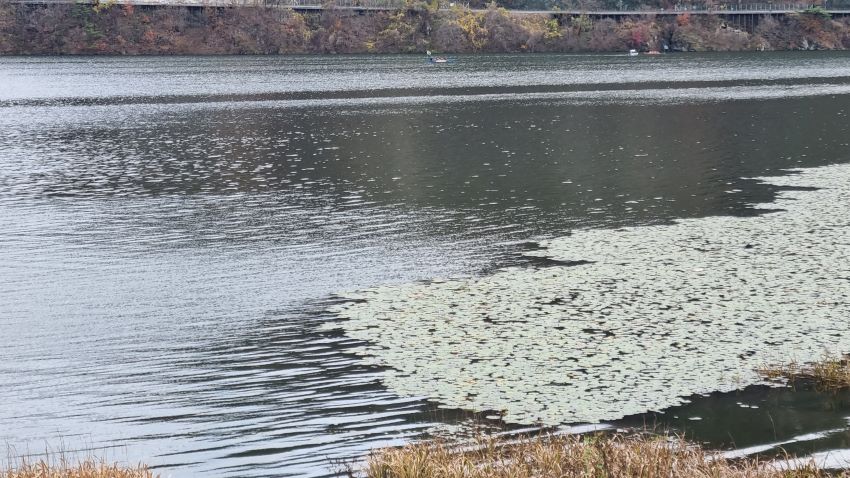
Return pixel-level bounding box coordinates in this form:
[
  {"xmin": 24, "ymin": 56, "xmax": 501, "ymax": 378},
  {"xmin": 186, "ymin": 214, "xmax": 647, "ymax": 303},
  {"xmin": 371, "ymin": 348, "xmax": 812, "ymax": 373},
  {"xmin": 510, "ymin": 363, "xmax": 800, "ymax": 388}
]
[{"xmin": 329, "ymin": 164, "xmax": 850, "ymax": 424}]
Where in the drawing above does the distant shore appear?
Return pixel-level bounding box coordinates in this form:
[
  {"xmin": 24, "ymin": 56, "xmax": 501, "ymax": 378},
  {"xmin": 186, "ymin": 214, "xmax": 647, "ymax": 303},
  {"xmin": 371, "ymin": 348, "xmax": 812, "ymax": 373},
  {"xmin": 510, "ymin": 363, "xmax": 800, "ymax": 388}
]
[{"xmin": 1, "ymin": 2, "xmax": 848, "ymax": 55}]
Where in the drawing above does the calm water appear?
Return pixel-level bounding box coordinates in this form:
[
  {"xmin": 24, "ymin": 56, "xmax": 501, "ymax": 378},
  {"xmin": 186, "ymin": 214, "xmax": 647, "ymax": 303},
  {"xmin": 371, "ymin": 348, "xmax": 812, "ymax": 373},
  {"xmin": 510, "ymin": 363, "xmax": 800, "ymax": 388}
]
[{"xmin": 2, "ymin": 52, "xmax": 850, "ymax": 477}]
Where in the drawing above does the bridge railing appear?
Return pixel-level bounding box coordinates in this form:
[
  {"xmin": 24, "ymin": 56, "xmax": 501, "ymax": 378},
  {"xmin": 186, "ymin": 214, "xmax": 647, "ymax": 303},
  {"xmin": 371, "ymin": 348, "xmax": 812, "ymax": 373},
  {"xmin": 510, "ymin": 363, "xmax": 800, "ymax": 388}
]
[
  {"xmin": 671, "ymin": 3, "xmax": 815, "ymax": 11},
  {"xmin": 8, "ymin": 0, "xmax": 842, "ymax": 11},
  {"xmin": 276, "ymin": 0, "xmax": 822, "ymax": 10},
  {"xmin": 268, "ymin": 0, "xmax": 404, "ymax": 7}
]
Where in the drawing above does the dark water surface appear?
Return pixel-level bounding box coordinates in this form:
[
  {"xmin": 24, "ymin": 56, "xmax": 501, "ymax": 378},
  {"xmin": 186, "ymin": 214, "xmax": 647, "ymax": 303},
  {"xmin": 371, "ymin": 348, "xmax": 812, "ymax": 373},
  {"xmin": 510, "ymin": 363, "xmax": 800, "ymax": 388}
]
[{"xmin": 2, "ymin": 52, "xmax": 850, "ymax": 477}]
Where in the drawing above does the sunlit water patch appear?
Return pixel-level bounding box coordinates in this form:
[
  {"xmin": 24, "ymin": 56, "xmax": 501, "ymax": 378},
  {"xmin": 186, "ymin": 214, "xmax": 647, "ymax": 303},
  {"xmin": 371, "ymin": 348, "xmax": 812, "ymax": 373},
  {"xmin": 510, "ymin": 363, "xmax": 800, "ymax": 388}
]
[
  {"xmin": 4, "ymin": 53, "xmax": 850, "ymax": 103},
  {"xmin": 328, "ymin": 163, "xmax": 850, "ymax": 425},
  {"xmin": 7, "ymin": 82, "xmax": 850, "ymax": 124}
]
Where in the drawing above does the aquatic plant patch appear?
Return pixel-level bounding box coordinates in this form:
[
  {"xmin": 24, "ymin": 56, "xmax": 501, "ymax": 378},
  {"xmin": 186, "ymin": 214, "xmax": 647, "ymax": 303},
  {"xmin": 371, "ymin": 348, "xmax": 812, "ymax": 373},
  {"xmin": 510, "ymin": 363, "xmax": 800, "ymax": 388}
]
[{"xmin": 327, "ymin": 163, "xmax": 850, "ymax": 425}]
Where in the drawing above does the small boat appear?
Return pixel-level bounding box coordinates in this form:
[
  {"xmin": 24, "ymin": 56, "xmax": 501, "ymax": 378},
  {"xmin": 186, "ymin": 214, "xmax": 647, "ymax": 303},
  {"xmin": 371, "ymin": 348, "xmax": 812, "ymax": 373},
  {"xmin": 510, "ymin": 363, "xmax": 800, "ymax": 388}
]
[
  {"xmin": 426, "ymin": 51, "xmax": 455, "ymax": 64},
  {"xmin": 646, "ymin": 50, "xmax": 662, "ymax": 55},
  {"xmin": 629, "ymin": 49, "xmax": 639, "ymax": 56}
]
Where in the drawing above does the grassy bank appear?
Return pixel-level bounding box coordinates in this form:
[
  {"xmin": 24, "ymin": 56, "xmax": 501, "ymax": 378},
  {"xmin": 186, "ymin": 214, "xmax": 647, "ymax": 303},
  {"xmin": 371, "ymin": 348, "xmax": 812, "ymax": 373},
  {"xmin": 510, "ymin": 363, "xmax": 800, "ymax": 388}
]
[
  {"xmin": 354, "ymin": 356, "xmax": 850, "ymax": 477},
  {"xmin": 355, "ymin": 432, "xmax": 846, "ymax": 478},
  {"xmin": 0, "ymin": 458, "xmax": 155, "ymax": 478},
  {"xmin": 3, "ymin": 433, "xmax": 841, "ymax": 478},
  {"xmin": 1, "ymin": 2, "xmax": 849, "ymax": 54},
  {"xmin": 4, "ymin": 359, "xmax": 849, "ymax": 477}
]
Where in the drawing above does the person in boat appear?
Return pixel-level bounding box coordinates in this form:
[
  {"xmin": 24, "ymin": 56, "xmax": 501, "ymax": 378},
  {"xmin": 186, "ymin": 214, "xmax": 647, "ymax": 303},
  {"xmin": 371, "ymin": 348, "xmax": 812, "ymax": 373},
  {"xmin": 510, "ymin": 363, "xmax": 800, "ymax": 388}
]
[{"xmin": 426, "ymin": 51, "xmax": 449, "ymax": 63}]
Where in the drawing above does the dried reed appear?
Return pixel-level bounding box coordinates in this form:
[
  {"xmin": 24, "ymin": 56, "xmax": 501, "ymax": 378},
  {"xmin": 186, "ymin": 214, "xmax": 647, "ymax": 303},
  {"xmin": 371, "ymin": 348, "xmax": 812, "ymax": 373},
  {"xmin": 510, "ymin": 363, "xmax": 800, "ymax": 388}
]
[
  {"xmin": 0, "ymin": 456, "xmax": 155, "ymax": 478},
  {"xmin": 757, "ymin": 355, "xmax": 850, "ymax": 391},
  {"xmin": 358, "ymin": 433, "xmax": 845, "ymax": 478}
]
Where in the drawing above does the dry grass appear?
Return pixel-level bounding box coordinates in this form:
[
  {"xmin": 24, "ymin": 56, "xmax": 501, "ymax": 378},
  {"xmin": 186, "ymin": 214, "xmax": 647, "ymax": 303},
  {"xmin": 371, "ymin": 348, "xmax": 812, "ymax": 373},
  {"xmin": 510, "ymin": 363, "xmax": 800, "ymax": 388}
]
[
  {"xmin": 0, "ymin": 457, "xmax": 155, "ymax": 478},
  {"xmin": 757, "ymin": 355, "xmax": 850, "ymax": 391},
  {"xmin": 357, "ymin": 433, "xmax": 846, "ymax": 478}
]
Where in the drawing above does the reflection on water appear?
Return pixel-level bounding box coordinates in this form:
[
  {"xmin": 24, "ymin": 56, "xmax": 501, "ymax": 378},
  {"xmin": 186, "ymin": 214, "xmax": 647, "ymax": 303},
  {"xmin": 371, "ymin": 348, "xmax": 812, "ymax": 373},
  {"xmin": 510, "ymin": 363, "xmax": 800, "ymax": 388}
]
[
  {"xmin": 617, "ymin": 383, "xmax": 850, "ymax": 467},
  {"xmin": 1, "ymin": 52, "xmax": 850, "ymax": 477},
  {"xmin": 4, "ymin": 52, "xmax": 850, "ymax": 103}
]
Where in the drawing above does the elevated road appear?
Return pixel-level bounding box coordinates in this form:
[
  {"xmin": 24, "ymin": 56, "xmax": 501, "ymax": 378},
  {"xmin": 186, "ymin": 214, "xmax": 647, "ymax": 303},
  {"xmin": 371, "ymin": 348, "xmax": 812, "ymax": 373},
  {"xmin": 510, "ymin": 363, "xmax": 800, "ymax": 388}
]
[{"xmin": 8, "ymin": 0, "xmax": 850, "ymax": 16}]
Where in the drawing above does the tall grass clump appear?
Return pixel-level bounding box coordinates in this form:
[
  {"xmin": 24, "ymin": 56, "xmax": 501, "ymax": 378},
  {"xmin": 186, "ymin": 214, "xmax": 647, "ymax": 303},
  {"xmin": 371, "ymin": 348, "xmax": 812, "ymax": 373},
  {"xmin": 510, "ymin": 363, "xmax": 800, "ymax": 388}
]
[
  {"xmin": 0, "ymin": 456, "xmax": 155, "ymax": 478},
  {"xmin": 357, "ymin": 433, "xmax": 844, "ymax": 478},
  {"xmin": 757, "ymin": 355, "xmax": 850, "ymax": 391}
]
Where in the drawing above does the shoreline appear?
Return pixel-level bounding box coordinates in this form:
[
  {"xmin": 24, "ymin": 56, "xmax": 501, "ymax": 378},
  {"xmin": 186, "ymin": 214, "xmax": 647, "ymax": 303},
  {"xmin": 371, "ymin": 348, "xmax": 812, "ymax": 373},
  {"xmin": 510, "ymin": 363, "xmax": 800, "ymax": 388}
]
[
  {"xmin": 356, "ymin": 431, "xmax": 850, "ymax": 478},
  {"xmin": 353, "ymin": 359, "xmax": 850, "ymax": 476},
  {"xmin": 2, "ymin": 3, "xmax": 850, "ymax": 55},
  {"xmin": 6, "ymin": 376, "xmax": 850, "ymax": 477}
]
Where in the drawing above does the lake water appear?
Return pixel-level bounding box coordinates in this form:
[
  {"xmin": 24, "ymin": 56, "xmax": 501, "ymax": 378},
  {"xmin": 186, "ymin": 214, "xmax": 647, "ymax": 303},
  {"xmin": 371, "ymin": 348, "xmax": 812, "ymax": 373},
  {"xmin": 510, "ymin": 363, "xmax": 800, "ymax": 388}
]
[{"xmin": 2, "ymin": 52, "xmax": 850, "ymax": 477}]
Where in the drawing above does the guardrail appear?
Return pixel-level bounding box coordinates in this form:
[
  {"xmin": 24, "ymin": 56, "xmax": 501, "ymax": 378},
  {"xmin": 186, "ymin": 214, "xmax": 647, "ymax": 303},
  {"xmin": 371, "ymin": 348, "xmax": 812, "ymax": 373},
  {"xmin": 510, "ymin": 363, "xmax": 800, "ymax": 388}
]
[
  {"xmin": 672, "ymin": 3, "xmax": 817, "ymax": 10},
  {"xmin": 279, "ymin": 1, "xmax": 835, "ymax": 10},
  {"xmin": 8, "ymin": 0, "xmax": 849, "ymax": 13},
  {"xmin": 266, "ymin": 0, "xmax": 404, "ymax": 7}
]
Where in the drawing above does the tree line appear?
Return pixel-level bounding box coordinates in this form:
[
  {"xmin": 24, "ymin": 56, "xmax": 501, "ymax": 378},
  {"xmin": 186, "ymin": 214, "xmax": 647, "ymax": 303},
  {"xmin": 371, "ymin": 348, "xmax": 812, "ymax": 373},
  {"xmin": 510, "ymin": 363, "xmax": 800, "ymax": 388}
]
[{"xmin": 1, "ymin": 1, "xmax": 850, "ymax": 54}]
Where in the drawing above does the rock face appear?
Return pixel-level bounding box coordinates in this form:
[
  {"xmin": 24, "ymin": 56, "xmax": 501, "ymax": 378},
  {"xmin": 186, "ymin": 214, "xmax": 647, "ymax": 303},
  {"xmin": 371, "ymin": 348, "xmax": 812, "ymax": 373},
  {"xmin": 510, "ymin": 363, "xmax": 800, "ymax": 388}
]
[{"xmin": 327, "ymin": 164, "xmax": 850, "ymax": 425}]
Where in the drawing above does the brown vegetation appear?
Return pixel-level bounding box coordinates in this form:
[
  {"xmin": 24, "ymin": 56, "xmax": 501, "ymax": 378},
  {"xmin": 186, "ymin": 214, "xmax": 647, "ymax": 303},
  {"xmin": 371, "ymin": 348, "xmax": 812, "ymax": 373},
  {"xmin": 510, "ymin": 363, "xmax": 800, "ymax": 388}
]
[
  {"xmin": 354, "ymin": 432, "xmax": 846, "ymax": 478},
  {"xmin": 2, "ymin": 2, "xmax": 850, "ymax": 54},
  {"xmin": 758, "ymin": 355, "xmax": 850, "ymax": 391},
  {"xmin": 0, "ymin": 457, "xmax": 155, "ymax": 478}
]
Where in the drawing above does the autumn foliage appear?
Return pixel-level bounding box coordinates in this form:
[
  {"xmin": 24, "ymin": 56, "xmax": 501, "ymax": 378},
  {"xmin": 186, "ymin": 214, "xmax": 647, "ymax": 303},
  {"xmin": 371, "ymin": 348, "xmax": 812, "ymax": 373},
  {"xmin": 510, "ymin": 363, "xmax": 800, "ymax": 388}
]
[{"xmin": 1, "ymin": 1, "xmax": 850, "ymax": 54}]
